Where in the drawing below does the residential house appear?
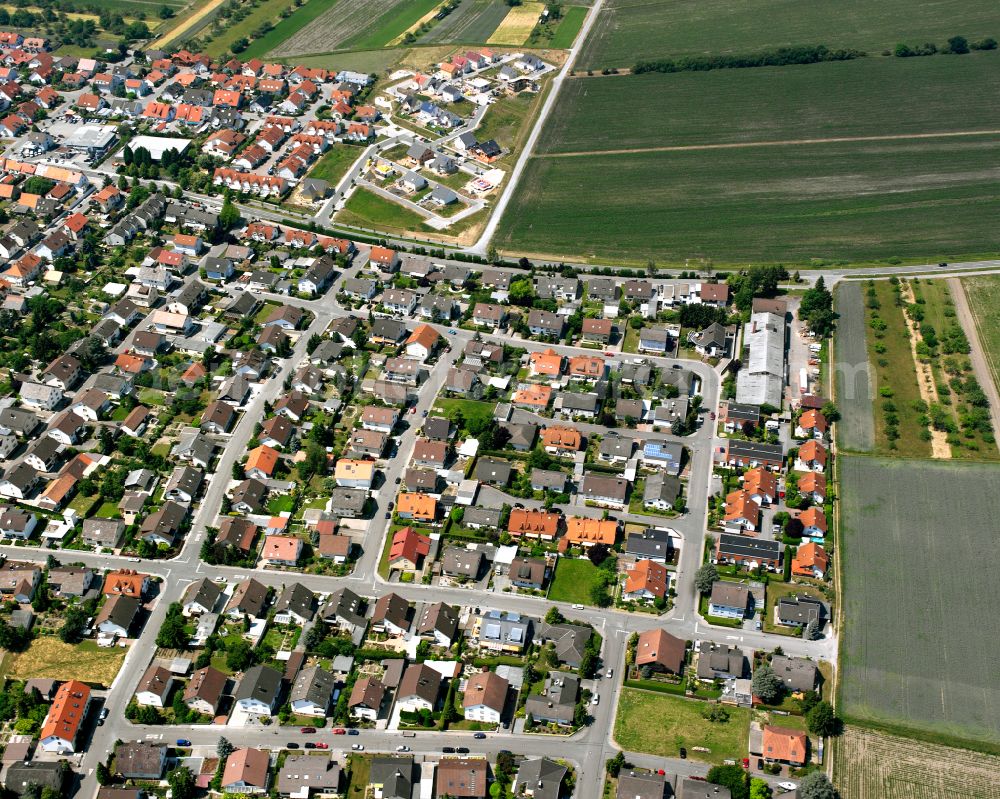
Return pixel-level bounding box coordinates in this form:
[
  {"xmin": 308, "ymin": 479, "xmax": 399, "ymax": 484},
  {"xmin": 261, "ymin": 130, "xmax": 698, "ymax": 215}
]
[{"xmin": 708, "ymin": 582, "xmax": 751, "ymax": 620}]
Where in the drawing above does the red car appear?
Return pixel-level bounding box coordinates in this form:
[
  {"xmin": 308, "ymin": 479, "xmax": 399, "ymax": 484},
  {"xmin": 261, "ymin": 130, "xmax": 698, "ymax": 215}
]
[
  {"xmin": 742, "ymin": 758, "xmax": 750, "ymax": 769},
  {"xmin": 604, "ymin": 351, "xmax": 614, "ymax": 357},
  {"xmin": 656, "ymin": 770, "xmax": 665, "ymax": 776},
  {"xmin": 332, "ymin": 728, "xmax": 346, "ymax": 735},
  {"xmin": 300, "ymin": 727, "xmax": 316, "ymax": 734},
  {"xmin": 314, "ymin": 742, "xmax": 329, "ymax": 750}
]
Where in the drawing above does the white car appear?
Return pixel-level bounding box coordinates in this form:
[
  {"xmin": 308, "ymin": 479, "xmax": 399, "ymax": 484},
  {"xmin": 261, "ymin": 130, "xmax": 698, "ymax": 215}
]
[
  {"xmin": 396, "ymin": 745, "xmax": 410, "ymax": 752},
  {"xmin": 591, "ymin": 695, "xmax": 600, "ymax": 705},
  {"xmin": 777, "ymin": 783, "xmax": 798, "ymax": 792},
  {"xmin": 351, "ymin": 744, "xmax": 364, "ymax": 751}
]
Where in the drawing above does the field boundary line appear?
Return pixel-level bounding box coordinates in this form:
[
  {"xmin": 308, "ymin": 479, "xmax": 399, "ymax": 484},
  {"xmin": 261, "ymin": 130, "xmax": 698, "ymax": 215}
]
[
  {"xmin": 534, "ymin": 128, "xmax": 1000, "ymax": 158},
  {"xmin": 150, "ymin": 0, "xmax": 228, "ymax": 47}
]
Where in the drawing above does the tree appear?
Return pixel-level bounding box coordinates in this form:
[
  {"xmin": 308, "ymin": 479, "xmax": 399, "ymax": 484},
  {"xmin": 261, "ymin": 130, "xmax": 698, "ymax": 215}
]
[
  {"xmin": 820, "ymin": 401, "xmax": 840, "ymax": 422},
  {"xmin": 156, "ymin": 603, "xmax": 188, "ymax": 649},
  {"xmin": 806, "ymin": 700, "xmax": 841, "ymax": 737},
  {"xmin": 544, "ymin": 606, "xmax": 564, "ymax": 625},
  {"xmin": 750, "ymin": 778, "xmax": 772, "ymax": 799},
  {"xmin": 946, "ymin": 35, "xmax": 969, "ymax": 54},
  {"xmin": 798, "ymin": 772, "xmax": 840, "ymax": 799},
  {"xmin": 508, "ymin": 278, "xmax": 535, "ymax": 306},
  {"xmin": 578, "ymin": 648, "xmax": 598, "ymax": 679},
  {"xmin": 96, "ymin": 763, "xmax": 111, "ymax": 785},
  {"xmin": 167, "ymin": 766, "xmax": 196, "ymax": 799},
  {"xmin": 605, "ymin": 752, "xmax": 625, "ymax": 777},
  {"xmin": 694, "ymin": 563, "xmax": 718, "ymax": 594},
  {"xmin": 706, "ymin": 764, "xmax": 749, "ymax": 799},
  {"xmin": 804, "ymin": 618, "xmax": 822, "ymax": 640},
  {"xmin": 751, "ymin": 664, "xmax": 784, "ymax": 704},
  {"xmin": 587, "ymin": 543, "xmax": 611, "ymax": 566},
  {"xmin": 219, "ymin": 196, "xmax": 240, "ymax": 230},
  {"xmin": 58, "ymin": 607, "xmax": 89, "ymax": 644},
  {"xmin": 217, "ymin": 737, "xmax": 235, "ymax": 758},
  {"xmin": 225, "ymin": 640, "xmax": 255, "ymax": 672}
]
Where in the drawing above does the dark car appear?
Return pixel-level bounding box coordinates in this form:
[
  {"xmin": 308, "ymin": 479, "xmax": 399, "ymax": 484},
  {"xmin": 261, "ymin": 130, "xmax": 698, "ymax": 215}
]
[
  {"xmin": 395, "ymin": 477, "xmax": 401, "ymax": 484},
  {"xmin": 300, "ymin": 727, "xmax": 316, "ymax": 734},
  {"xmin": 347, "ymin": 729, "xmax": 360, "ymax": 736},
  {"xmin": 456, "ymin": 747, "xmax": 470, "ymax": 754},
  {"xmin": 385, "ymin": 512, "xmax": 391, "ymax": 519},
  {"xmin": 473, "ymin": 732, "xmax": 486, "ymax": 739},
  {"xmin": 287, "ymin": 743, "xmax": 300, "ymax": 749},
  {"xmin": 442, "ymin": 747, "xmax": 456, "ymax": 753},
  {"xmin": 679, "ymin": 747, "xmax": 687, "ymax": 759},
  {"xmin": 304, "ymin": 742, "xmax": 317, "ymax": 749},
  {"xmin": 176, "ymin": 739, "xmax": 192, "ymax": 747}
]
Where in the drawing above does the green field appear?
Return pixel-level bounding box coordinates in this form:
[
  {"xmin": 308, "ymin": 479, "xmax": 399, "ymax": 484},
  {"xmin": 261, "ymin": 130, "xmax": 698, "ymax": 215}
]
[
  {"xmin": 839, "ymin": 455, "xmax": 1000, "ymax": 749},
  {"xmin": 547, "ymin": 558, "xmax": 604, "ymax": 605},
  {"xmin": 203, "ymin": 0, "xmax": 294, "ymax": 57},
  {"xmin": 549, "ymin": 5, "xmax": 587, "ymax": 47},
  {"xmin": 418, "ymin": 0, "xmax": 510, "ymax": 43},
  {"xmin": 862, "ymin": 280, "xmax": 932, "ymax": 458},
  {"xmin": 577, "ymin": 0, "xmax": 1000, "ymax": 69},
  {"xmin": 963, "ymin": 275, "xmax": 1000, "ymax": 397},
  {"xmin": 473, "ymin": 87, "xmax": 546, "ymax": 159},
  {"xmin": 280, "ymin": 48, "xmax": 402, "ymax": 73},
  {"xmin": 308, "ymin": 146, "xmax": 363, "ymax": 187},
  {"xmin": 614, "ymin": 688, "xmax": 750, "ymax": 765},
  {"xmin": 834, "ymin": 282, "xmax": 875, "ymax": 452},
  {"xmin": 240, "ymin": 0, "xmax": 339, "ymax": 58},
  {"xmin": 336, "ymin": 187, "xmax": 427, "ymax": 231},
  {"xmin": 497, "ymin": 134, "xmax": 1000, "ymax": 264},
  {"xmin": 431, "ymin": 398, "xmax": 496, "ymax": 431},
  {"xmin": 347, "ymin": 0, "xmax": 441, "ymax": 48},
  {"xmin": 541, "ymin": 54, "xmax": 1000, "ymax": 153}
]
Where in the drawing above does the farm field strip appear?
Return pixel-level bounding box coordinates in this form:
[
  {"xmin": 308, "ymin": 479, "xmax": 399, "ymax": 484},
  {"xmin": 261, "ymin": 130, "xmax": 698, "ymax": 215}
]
[
  {"xmin": 833, "ymin": 725, "xmax": 1000, "ymax": 799},
  {"xmin": 270, "ymin": 0, "xmax": 404, "ymax": 56},
  {"xmin": 548, "ymin": 5, "xmax": 587, "ymax": 47},
  {"xmin": 833, "ymin": 282, "xmax": 875, "ymax": 452},
  {"xmin": 961, "ymin": 275, "xmax": 1000, "ymax": 397},
  {"xmin": 201, "ymin": 0, "xmax": 297, "ymax": 57},
  {"xmin": 346, "ymin": 0, "xmax": 442, "ymax": 49},
  {"xmin": 487, "ymin": 1, "xmax": 544, "ymax": 44},
  {"xmin": 418, "ymin": 0, "xmax": 509, "ymax": 44},
  {"xmin": 576, "ymin": 0, "xmax": 1000, "ymax": 70},
  {"xmin": 539, "ymin": 55, "xmax": 1000, "ymax": 153},
  {"xmin": 839, "ymin": 455, "xmax": 1000, "ymax": 746},
  {"xmin": 150, "ymin": 0, "xmax": 228, "ymax": 47},
  {"xmin": 862, "ymin": 280, "xmax": 931, "ymax": 457},
  {"xmin": 239, "ymin": 0, "xmax": 339, "ymax": 58},
  {"xmin": 496, "ymin": 136, "xmax": 1000, "ymax": 265}
]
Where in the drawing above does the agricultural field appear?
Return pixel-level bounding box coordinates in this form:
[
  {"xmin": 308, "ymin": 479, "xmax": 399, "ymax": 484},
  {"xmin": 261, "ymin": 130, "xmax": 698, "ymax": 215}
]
[
  {"xmin": 962, "ymin": 274, "xmax": 1000, "ymax": 397},
  {"xmin": 348, "ymin": 0, "xmax": 441, "ymax": 49},
  {"xmin": 472, "ymin": 85, "xmax": 548, "ymax": 162},
  {"xmin": 547, "ymin": 5, "xmax": 586, "ymax": 48},
  {"xmin": 487, "ymin": 1, "xmax": 544, "ymax": 45},
  {"xmin": 839, "ymin": 455, "xmax": 1000, "ymax": 748},
  {"xmin": 496, "ymin": 134, "xmax": 1000, "ymax": 264},
  {"xmin": 7, "ymin": 638, "xmax": 127, "ymax": 686},
  {"xmin": 833, "ymin": 725, "xmax": 1000, "ymax": 799},
  {"xmin": 576, "ymin": 0, "xmax": 1000, "ymax": 70},
  {"xmin": 150, "ymin": 0, "xmax": 228, "ymax": 47},
  {"xmin": 861, "ymin": 280, "xmax": 931, "ymax": 458},
  {"xmin": 539, "ymin": 54, "xmax": 1000, "ymax": 153},
  {"xmin": 418, "ymin": 0, "xmax": 509, "ymax": 44},
  {"xmin": 271, "ymin": 0, "xmax": 406, "ymax": 56},
  {"xmin": 201, "ymin": 0, "xmax": 296, "ymax": 57},
  {"xmin": 614, "ymin": 688, "xmax": 750, "ymax": 765},
  {"xmin": 833, "ymin": 282, "xmax": 875, "ymax": 452},
  {"xmin": 285, "ymin": 47, "xmax": 401, "ymax": 73},
  {"xmin": 237, "ymin": 0, "xmax": 338, "ymax": 58}
]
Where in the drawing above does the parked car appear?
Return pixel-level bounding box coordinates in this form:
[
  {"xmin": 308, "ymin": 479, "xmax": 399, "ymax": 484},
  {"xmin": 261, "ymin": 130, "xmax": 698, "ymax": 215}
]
[
  {"xmin": 456, "ymin": 747, "xmax": 470, "ymax": 754},
  {"xmin": 678, "ymin": 749, "xmax": 686, "ymax": 760},
  {"xmin": 347, "ymin": 729, "xmax": 360, "ymax": 736},
  {"xmin": 300, "ymin": 727, "xmax": 316, "ymax": 733},
  {"xmin": 176, "ymin": 740, "xmax": 192, "ymax": 747},
  {"xmin": 396, "ymin": 745, "xmax": 410, "ymax": 752},
  {"xmin": 352, "ymin": 743, "xmax": 364, "ymax": 750},
  {"xmin": 442, "ymin": 747, "xmax": 455, "ymax": 753},
  {"xmin": 332, "ymin": 728, "xmax": 346, "ymax": 735},
  {"xmin": 286, "ymin": 743, "xmax": 300, "ymax": 749},
  {"xmin": 304, "ymin": 742, "xmax": 316, "ymax": 749},
  {"xmin": 473, "ymin": 732, "xmax": 486, "ymax": 739},
  {"xmin": 315, "ymin": 742, "xmax": 329, "ymax": 749}
]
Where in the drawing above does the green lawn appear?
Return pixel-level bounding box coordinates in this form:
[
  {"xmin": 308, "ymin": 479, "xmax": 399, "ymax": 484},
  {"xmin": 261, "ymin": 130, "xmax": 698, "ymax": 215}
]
[
  {"xmin": 275, "ymin": 48, "xmax": 402, "ymax": 74},
  {"xmin": 577, "ymin": 0, "xmax": 1000, "ymax": 69},
  {"xmin": 138, "ymin": 388, "xmax": 166, "ymax": 406},
  {"xmin": 542, "ymin": 54, "xmax": 1000, "ymax": 153},
  {"xmin": 336, "ymin": 188, "xmax": 427, "ymax": 232},
  {"xmin": 432, "ymin": 398, "xmax": 495, "ymax": 432},
  {"xmin": 614, "ymin": 688, "xmax": 750, "ymax": 765},
  {"xmin": 241, "ymin": 0, "xmax": 339, "ymax": 58},
  {"xmin": 267, "ymin": 495, "xmax": 296, "ymax": 515},
  {"xmin": 497, "ymin": 134, "xmax": 1000, "ymax": 265},
  {"xmin": 308, "ymin": 146, "xmax": 363, "ymax": 188},
  {"xmin": 474, "ymin": 87, "xmax": 545, "ymax": 160},
  {"xmin": 548, "ymin": 558, "xmax": 603, "ymax": 605}
]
